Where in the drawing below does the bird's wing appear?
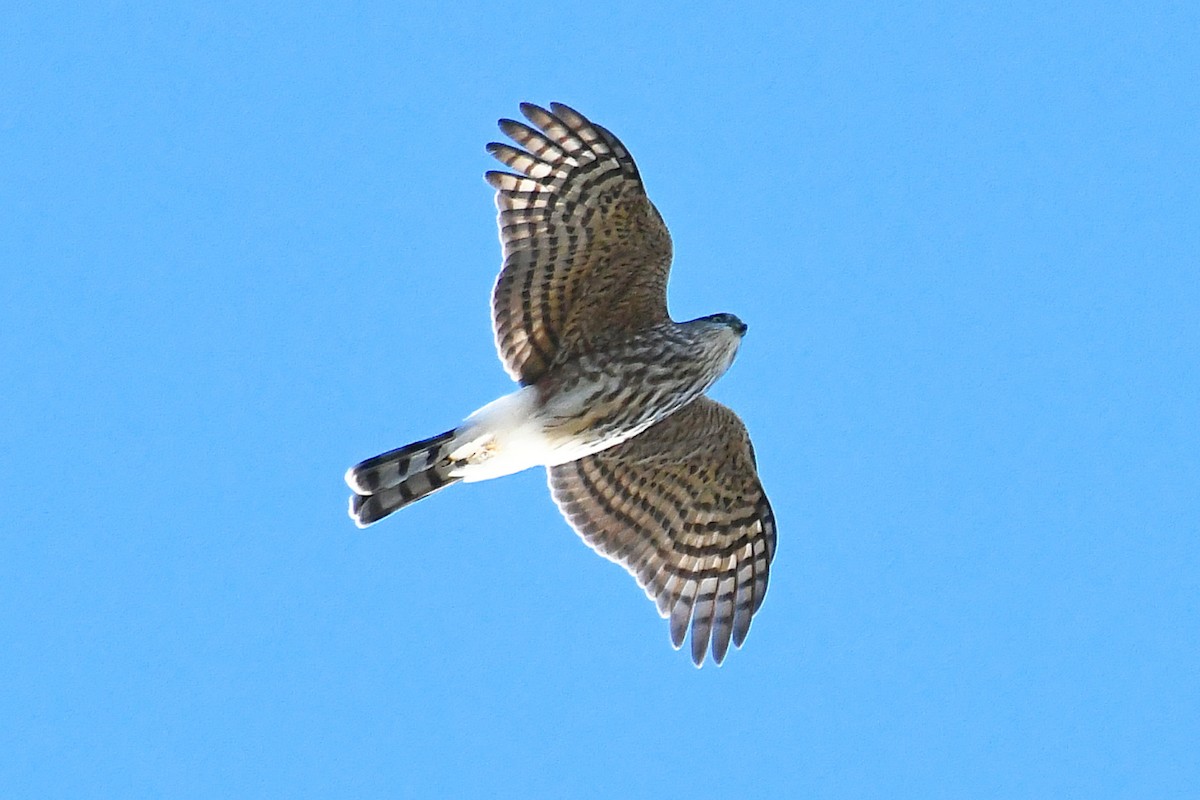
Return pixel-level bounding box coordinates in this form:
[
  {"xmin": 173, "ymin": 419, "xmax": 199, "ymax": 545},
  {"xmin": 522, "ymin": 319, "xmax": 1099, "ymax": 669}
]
[
  {"xmin": 547, "ymin": 397, "xmax": 776, "ymax": 666},
  {"xmin": 487, "ymin": 102, "xmax": 673, "ymax": 385}
]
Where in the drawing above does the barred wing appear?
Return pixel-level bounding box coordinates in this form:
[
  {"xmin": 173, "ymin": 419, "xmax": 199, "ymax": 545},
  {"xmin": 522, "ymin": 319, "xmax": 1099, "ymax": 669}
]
[
  {"xmin": 487, "ymin": 102, "xmax": 673, "ymax": 385},
  {"xmin": 547, "ymin": 398, "xmax": 776, "ymax": 666}
]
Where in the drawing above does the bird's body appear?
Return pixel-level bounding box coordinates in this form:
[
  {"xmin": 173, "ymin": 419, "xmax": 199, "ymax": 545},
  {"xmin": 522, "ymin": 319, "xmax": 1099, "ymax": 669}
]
[
  {"xmin": 473, "ymin": 316, "xmax": 746, "ymax": 474},
  {"xmin": 347, "ymin": 316, "xmax": 743, "ymax": 498},
  {"xmin": 346, "ymin": 103, "xmax": 776, "ymax": 666}
]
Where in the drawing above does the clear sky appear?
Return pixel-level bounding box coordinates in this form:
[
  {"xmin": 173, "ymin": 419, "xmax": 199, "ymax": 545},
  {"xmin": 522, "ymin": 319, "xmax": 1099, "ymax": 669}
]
[{"xmin": 3, "ymin": 2, "xmax": 1198, "ymax": 797}]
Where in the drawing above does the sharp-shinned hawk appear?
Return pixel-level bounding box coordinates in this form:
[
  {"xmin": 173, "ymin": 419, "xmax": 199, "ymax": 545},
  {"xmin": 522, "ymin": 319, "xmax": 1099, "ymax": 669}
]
[{"xmin": 345, "ymin": 102, "xmax": 776, "ymax": 666}]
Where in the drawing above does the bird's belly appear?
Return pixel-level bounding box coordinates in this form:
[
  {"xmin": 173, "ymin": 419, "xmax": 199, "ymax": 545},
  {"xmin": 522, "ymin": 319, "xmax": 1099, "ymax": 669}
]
[
  {"xmin": 535, "ymin": 375, "xmax": 701, "ymax": 462},
  {"xmin": 446, "ymin": 369, "xmax": 706, "ymax": 483}
]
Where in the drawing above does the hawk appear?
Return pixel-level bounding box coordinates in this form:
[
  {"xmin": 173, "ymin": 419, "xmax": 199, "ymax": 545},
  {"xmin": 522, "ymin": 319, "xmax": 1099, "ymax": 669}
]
[{"xmin": 345, "ymin": 102, "xmax": 776, "ymax": 666}]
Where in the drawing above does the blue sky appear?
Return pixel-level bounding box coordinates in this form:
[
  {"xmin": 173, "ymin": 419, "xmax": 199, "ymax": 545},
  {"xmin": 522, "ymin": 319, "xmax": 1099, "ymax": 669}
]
[{"xmin": 3, "ymin": 2, "xmax": 1198, "ymax": 797}]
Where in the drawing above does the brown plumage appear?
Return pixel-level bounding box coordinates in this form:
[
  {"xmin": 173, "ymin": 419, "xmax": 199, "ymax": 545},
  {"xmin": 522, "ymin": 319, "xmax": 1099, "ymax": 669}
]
[{"xmin": 346, "ymin": 103, "xmax": 775, "ymax": 666}]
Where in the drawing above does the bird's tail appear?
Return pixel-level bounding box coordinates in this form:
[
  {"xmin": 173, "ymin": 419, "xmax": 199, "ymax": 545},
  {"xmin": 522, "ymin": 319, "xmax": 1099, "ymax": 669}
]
[{"xmin": 345, "ymin": 429, "xmax": 463, "ymax": 527}]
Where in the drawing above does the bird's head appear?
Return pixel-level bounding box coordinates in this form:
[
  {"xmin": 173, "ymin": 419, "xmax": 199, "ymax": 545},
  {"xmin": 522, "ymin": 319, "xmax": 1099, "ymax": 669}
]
[
  {"xmin": 697, "ymin": 312, "xmax": 748, "ymax": 337},
  {"xmin": 682, "ymin": 312, "xmax": 748, "ymax": 377}
]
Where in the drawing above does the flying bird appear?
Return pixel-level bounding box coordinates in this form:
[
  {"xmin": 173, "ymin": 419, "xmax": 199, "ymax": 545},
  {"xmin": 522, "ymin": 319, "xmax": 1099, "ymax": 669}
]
[{"xmin": 345, "ymin": 102, "xmax": 776, "ymax": 666}]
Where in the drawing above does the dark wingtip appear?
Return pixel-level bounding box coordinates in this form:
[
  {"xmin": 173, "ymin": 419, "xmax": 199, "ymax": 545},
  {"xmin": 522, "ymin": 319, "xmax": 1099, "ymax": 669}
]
[
  {"xmin": 484, "ymin": 170, "xmax": 511, "ymax": 189},
  {"xmin": 518, "ymin": 101, "xmax": 546, "ymax": 121},
  {"xmin": 711, "ymin": 635, "xmax": 730, "ymax": 666},
  {"xmin": 690, "ymin": 630, "xmax": 709, "ymax": 667},
  {"xmin": 548, "ymin": 101, "xmax": 579, "ymax": 117}
]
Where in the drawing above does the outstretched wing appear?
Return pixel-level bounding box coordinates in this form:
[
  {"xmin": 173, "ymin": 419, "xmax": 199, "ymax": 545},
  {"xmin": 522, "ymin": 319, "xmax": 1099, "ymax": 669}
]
[
  {"xmin": 547, "ymin": 397, "xmax": 776, "ymax": 666},
  {"xmin": 487, "ymin": 102, "xmax": 673, "ymax": 385}
]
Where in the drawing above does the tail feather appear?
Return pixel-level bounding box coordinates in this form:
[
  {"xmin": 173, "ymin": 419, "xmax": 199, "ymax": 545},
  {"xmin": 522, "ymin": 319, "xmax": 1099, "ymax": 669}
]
[
  {"xmin": 345, "ymin": 429, "xmax": 463, "ymax": 527},
  {"xmin": 346, "ymin": 429, "xmax": 457, "ymax": 494}
]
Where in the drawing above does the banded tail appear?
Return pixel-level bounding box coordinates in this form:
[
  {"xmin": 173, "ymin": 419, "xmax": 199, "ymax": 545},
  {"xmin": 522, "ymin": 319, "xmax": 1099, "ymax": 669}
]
[{"xmin": 345, "ymin": 429, "xmax": 462, "ymax": 527}]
